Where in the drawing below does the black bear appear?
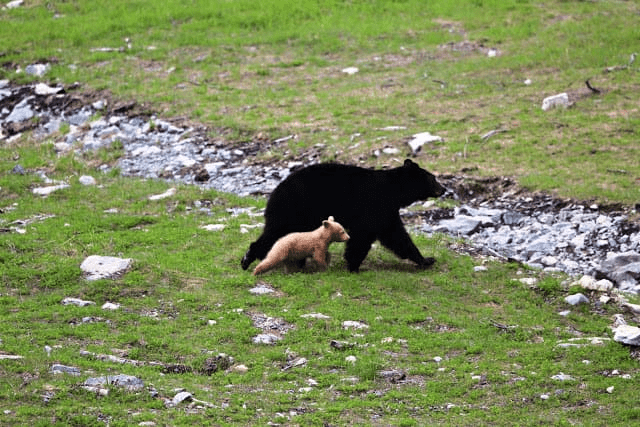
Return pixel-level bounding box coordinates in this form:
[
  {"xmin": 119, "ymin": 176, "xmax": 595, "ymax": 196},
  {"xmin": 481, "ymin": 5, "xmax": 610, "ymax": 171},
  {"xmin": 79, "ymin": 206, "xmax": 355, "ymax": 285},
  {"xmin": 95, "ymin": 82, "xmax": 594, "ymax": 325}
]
[{"xmin": 241, "ymin": 159, "xmax": 446, "ymax": 273}]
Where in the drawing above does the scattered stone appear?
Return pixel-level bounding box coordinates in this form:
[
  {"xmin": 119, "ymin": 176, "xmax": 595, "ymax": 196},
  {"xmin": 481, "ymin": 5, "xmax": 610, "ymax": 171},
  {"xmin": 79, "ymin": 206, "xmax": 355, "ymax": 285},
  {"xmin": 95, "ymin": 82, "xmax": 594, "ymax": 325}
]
[
  {"xmin": 25, "ymin": 63, "xmax": 50, "ymax": 77},
  {"xmin": 378, "ymin": 369, "xmax": 406, "ymax": 383},
  {"xmin": 473, "ymin": 266, "xmax": 488, "ymax": 272},
  {"xmin": 11, "ymin": 164, "xmax": 25, "ymax": 175},
  {"xmin": 83, "ymin": 374, "xmax": 144, "ymax": 394},
  {"xmin": 565, "ymin": 293, "xmax": 589, "ymax": 305},
  {"xmin": 408, "ymin": 131, "xmax": 443, "ymax": 153},
  {"xmin": 80, "ymin": 255, "xmax": 132, "ymax": 281},
  {"xmin": 62, "ymin": 297, "xmax": 95, "ymax": 307},
  {"xmin": 249, "ymin": 284, "xmax": 275, "ymax": 295},
  {"xmin": 79, "ymin": 175, "xmax": 96, "ymax": 186},
  {"xmin": 252, "ymin": 333, "xmax": 281, "ymax": 345},
  {"xmin": 101, "ymin": 302, "xmax": 120, "ymax": 310},
  {"xmin": 0, "ymin": 354, "xmax": 24, "ymax": 360},
  {"xmin": 341, "ymin": 67, "xmax": 359, "ymax": 75},
  {"xmin": 148, "ymin": 188, "xmax": 176, "ymax": 201},
  {"xmin": 5, "ymin": 0, "xmax": 24, "ymax": 9},
  {"xmin": 34, "ymin": 83, "xmax": 62, "ymax": 96},
  {"xmin": 32, "ymin": 184, "xmax": 70, "ymax": 196},
  {"xmin": 231, "ymin": 364, "xmax": 249, "ymax": 373},
  {"xmin": 612, "ymin": 324, "xmax": 640, "ymax": 346},
  {"xmin": 342, "ymin": 320, "xmax": 369, "ymax": 330},
  {"xmin": 171, "ymin": 391, "xmax": 193, "ymax": 405},
  {"xmin": 345, "ymin": 355, "xmax": 357, "ymax": 364},
  {"xmin": 542, "ymin": 93, "xmax": 569, "ymax": 111},
  {"xmin": 551, "ymin": 372, "xmax": 575, "ymax": 381},
  {"xmin": 201, "ymin": 224, "xmax": 225, "ymax": 232},
  {"xmin": 50, "ymin": 364, "xmax": 81, "ymax": 376},
  {"xmin": 301, "ymin": 312, "xmax": 331, "ymax": 319}
]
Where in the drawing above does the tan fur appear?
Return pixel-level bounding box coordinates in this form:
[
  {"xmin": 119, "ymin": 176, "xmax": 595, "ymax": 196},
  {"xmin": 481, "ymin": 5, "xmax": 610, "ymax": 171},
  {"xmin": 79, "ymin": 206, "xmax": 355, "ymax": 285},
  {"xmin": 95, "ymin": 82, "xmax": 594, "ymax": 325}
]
[{"xmin": 253, "ymin": 216, "xmax": 350, "ymax": 275}]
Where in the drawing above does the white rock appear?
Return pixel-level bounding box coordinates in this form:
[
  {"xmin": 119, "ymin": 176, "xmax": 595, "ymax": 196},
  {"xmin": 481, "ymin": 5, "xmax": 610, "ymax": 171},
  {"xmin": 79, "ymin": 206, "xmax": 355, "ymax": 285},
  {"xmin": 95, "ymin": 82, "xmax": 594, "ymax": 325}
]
[
  {"xmin": 0, "ymin": 354, "xmax": 23, "ymax": 361},
  {"xmin": 474, "ymin": 266, "xmax": 488, "ymax": 272},
  {"xmin": 577, "ymin": 275, "xmax": 613, "ymax": 292},
  {"xmin": 249, "ymin": 284, "xmax": 274, "ymax": 295},
  {"xmin": 172, "ymin": 391, "xmax": 192, "ymax": 405},
  {"xmin": 231, "ymin": 364, "xmax": 249, "ymax": 373},
  {"xmin": 6, "ymin": 0, "xmax": 24, "ymax": 9},
  {"xmin": 408, "ymin": 131, "xmax": 443, "ymax": 153},
  {"xmin": 252, "ymin": 333, "xmax": 281, "ymax": 345},
  {"xmin": 101, "ymin": 302, "xmax": 120, "ymax": 310},
  {"xmin": 79, "ymin": 175, "xmax": 96, "ymax": 186},
  {"xmin": 382, "ymin": 147, "xmax": 400, "ymax": 155},
  {"xmin": 612, "ymin": 324, "xmax": 640, "ymax": 346},
  {"xmin": 345, "ymin": 355, "xmax": 357, "ymax": 364},
  {"xmin": 622, "ymin": 302, "xmax": 640, "ymax": 315},
  {"xmin": 148, "ymin": 188, "xmax": 176, "ymax": 200},
  {"xmin": 32, "ymin": 184, "xmax": 70, "ymax": 196},
  {"xmin": 565, "ymin": 293, "xmax": 589, "ymax": 305},
  {"xmin": 62, "ymin": 297, "xmax": 95, "ymax": 307},
  {"xmin": 551, "ymin": 372, "xmax": 574, "ymax": 381},
  {"xmin": 342, "ymin": 320, "xmax": 369, "ymax": 330},
  {"xmin": 607, "ymin": 386, "xmax": 615, "ymax": 394},
  {"xmin": 201, "ymin": 224, "xmax": 225, "ymax": 232},
  {"xmin": 80, "ymin": 255, "xmax": 132, "ymax": 281},
  {"xmin": 518, "ymin": 278, "xmax": 537, "ymax": 286},
  {"xmin": 34, "ymin": 83, "xmax": 62, "ymax": 95},
  {"xmin": 341, "ymin": 67, "xmax": 359, "ymax": 75},
  {"xmin": 541, "ymin": 93, "xmax": 569, "ymax": 111},
  {"xmin": 301, "ymin": 313, "xmax": 331, "ymax": 319}
]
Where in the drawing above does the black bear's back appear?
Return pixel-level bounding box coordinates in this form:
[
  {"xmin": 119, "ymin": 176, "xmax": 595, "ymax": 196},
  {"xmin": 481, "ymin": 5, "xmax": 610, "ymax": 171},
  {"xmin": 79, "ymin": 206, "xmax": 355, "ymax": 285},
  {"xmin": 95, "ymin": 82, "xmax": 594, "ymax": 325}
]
[{"xmin": 265, "ymin": 163, "xmax": 388, "ymax": 232}]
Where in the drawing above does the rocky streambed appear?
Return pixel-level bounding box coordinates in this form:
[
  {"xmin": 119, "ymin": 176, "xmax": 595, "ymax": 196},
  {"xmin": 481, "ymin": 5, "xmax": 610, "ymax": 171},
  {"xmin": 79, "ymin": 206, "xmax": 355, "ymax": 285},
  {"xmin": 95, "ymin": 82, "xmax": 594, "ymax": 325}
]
[{"xmin": 2, "ymin": 80, "xmax": 639, "ymax": 293}]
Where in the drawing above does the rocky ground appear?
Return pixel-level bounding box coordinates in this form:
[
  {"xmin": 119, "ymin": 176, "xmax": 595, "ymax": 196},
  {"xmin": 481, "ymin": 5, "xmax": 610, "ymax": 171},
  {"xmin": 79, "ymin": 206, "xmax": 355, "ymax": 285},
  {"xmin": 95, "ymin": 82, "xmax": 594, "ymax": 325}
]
[{"xmin": 2, "ymin": 80, "xmax": 639, "ymax": 295}]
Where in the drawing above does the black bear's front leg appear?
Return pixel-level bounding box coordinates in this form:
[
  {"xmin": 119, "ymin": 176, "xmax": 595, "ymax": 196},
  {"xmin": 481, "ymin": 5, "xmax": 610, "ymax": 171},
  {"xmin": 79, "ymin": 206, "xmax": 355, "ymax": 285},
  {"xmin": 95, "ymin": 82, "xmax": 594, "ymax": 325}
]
[
  {"xmin": 241, "ymin": 229, "xmax": 282, "ymax": 270},
  {"xmin": 344, "ymin": 232, "xmax": 376, "ymax": 273},
  {"xmin": 378, "ymin": 217, "xmax": 435, "ymax": 269}
]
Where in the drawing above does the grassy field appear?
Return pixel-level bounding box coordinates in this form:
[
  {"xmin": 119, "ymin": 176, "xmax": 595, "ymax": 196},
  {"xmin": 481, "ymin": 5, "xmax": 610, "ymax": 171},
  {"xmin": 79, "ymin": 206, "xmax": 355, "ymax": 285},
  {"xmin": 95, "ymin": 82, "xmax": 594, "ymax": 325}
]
[{"xmin": 1, "ymin": 0, "xmax": 640, "ymax": 425}]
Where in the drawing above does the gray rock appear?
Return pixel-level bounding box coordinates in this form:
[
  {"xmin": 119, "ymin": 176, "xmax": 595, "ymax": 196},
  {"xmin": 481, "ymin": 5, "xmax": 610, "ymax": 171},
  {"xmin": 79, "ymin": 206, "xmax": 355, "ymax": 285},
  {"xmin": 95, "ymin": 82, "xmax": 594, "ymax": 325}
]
[
  {"xmin": 50, "ymin": 364, "xmax": 81, "ymax": 376},
  {"xmin": 25, "ymin": 63, "xmax": 50, "ymax": 77},
  {"xmin": 80, "ymin": 255, "xmax": 132, "ymax": 281},
  {"xmin": 62, "ymin": 297, "xmax": 95, "ymax": 307},
  {"xmin": 6, "ymin": 98, "xmax": 34, "ymax": 123},
  {"xmin": 252, "ymin": 333, "xmax": 281, "ymax": 345},
  {"xmin": 83, "ymin": 374, "xmax": 144, "ymax": 391},
  {"xmin": 612, "ymin": 324, "xmax": 640, "ymax": 346},
  {"xmin": 172, "ymin": 391, "xmax": 193, "ymax": 405},
  {"xmin": 565, "ymin": 293, "xmax": 589, "ymax": 305}
]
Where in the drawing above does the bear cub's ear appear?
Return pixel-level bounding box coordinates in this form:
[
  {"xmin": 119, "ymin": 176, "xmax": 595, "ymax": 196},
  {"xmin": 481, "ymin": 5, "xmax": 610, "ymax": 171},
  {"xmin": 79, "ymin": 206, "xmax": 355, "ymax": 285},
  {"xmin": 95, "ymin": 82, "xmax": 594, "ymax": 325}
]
[{"xmin": 323, "ymin": 216, "xmax": 335, "ymax": 228}]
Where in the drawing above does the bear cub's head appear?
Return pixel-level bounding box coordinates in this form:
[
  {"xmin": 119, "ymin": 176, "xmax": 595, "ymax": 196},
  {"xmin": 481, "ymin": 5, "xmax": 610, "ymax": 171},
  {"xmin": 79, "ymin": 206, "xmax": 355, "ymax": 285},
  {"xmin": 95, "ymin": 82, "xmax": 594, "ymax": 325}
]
[{"xmin": 323, "ymin": 216, "xmax": 350, "ymax": 243}]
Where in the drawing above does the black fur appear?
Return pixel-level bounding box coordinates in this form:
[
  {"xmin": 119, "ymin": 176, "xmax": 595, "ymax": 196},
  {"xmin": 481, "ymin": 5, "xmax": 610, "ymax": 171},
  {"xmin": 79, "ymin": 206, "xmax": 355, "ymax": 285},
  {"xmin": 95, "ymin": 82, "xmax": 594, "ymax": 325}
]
[{"xmin": 241, "ymin": 159, "xmax": 446, "ymax": 272}]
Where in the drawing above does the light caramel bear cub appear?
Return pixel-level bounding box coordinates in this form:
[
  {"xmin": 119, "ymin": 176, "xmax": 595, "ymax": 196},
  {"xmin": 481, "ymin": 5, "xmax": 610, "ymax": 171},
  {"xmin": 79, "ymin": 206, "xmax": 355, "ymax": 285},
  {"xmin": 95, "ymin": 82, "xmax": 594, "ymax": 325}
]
[{"xmin": 253, "ymin": 216, "xmax": 350, "ymax": 275}]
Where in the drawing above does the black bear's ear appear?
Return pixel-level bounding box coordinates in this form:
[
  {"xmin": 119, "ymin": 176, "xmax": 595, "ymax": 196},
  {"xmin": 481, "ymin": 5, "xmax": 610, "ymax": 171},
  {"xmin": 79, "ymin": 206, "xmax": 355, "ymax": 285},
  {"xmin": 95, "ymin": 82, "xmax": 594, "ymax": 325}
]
[{"xmin": 404, "ymin": 159, "xmax": 415, "ymax": 168}]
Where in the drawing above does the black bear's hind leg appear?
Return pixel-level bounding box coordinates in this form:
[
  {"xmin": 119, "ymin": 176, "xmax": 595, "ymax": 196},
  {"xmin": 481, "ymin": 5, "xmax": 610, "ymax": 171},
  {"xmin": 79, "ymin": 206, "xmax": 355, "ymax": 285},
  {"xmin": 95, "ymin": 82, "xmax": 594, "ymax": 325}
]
[{"xmin": 344, "ymin": 233, "xmax": 375, "ymax": 273}]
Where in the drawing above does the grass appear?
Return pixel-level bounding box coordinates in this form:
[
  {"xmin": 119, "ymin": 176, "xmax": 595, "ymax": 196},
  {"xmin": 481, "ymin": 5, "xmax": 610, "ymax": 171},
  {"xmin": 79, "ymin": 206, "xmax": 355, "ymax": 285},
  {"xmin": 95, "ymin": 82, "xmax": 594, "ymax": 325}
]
[
  {"xmin": 1, "ymin": 0, "xmax": 640, "ymax": 425},
  {"xmin": 2, "ymin": 0, "xmax": 639, "ymax": 203}
]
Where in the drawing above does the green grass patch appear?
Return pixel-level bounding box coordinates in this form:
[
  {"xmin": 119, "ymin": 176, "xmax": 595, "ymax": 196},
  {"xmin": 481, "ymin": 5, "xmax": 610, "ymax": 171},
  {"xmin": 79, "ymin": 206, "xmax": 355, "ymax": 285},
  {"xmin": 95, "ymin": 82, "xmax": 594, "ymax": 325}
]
[{"xmin": 1, "ymin": 1, "xmax": 640, "ymax": 425}]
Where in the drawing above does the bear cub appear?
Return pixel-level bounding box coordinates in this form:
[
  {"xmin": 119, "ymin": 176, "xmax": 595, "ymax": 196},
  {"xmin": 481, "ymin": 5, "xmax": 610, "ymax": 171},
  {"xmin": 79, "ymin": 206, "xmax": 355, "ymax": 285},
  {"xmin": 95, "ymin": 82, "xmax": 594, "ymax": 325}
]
[{"xmin": 253, "ymin": 216, "xmax": 350, "ymax": 276}]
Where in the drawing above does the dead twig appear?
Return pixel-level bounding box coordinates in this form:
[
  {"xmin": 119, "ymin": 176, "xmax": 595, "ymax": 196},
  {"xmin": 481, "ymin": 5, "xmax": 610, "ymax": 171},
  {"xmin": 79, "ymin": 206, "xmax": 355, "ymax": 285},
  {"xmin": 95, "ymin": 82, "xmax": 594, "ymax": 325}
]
[{"xmin": 585, "ymin": 79, "xmax": 601, "ymax": 94}]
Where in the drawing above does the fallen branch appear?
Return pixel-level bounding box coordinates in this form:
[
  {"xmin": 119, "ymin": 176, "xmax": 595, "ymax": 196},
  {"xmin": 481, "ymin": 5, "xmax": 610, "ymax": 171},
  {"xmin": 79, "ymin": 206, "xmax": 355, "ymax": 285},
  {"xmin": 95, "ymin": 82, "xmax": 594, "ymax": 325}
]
[{"xmin": 585, "ymin": 79, "xmax": 601, "ymax": 94}]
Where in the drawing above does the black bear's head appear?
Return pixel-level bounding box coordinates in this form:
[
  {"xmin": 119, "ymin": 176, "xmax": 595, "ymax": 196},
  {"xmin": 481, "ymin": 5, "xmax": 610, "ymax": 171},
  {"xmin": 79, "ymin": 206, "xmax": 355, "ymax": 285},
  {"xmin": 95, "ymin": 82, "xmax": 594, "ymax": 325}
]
[{"xmin": 398, "ymin": 159, "xmax": 446, "ymax": 205}]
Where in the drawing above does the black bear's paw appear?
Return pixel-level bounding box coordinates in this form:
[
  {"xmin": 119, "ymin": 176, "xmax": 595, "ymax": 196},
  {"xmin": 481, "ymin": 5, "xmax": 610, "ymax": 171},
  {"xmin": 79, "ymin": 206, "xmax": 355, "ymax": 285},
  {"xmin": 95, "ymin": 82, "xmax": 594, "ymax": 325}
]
[
  {"xmin": 241, "ymin": 251, "xmax": 253, "ymax": 270},
  {"xmin": 416, "ymin": 257, "xmax": 436, "ymax": 269}
]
